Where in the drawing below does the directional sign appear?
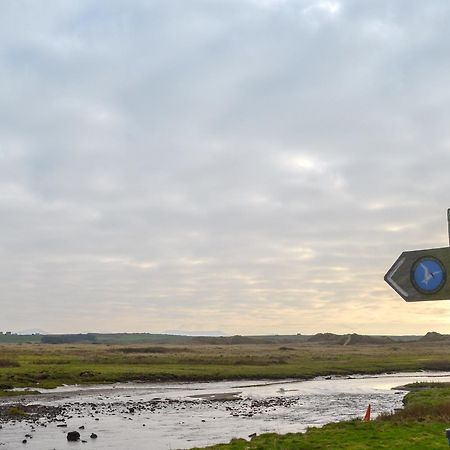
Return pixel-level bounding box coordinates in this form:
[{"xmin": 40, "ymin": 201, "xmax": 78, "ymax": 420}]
[{"xmin": 385, "ymin": 247, "xmax": 450, "ymax": 302}]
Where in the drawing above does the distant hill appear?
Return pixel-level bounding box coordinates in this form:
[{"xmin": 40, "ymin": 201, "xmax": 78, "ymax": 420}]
[
  {"xmin": 419, "ymin": 331, "xmax": 450, "ymax": 342},
  {"xmin": 308, "ymin": 333, "xmax": 394, "ymax": 345},
  {"xmin": 308, "ymin": 333, "xmax": 341, "ymax": 343},
  {"xmin": 163, "ymin": 330, "xmax": 227, "ymax": 336},
  {"xmin": 0, "ymin": 331, "xmax": 446, "ymax": 345},
  {"xmin": 343, "ymin": 334, "xmax": 394, "ymax": 345}
]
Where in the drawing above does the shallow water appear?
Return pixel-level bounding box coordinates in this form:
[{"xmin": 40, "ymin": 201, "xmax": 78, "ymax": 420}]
[{"xmin": 2, "ymin": 371, "xmax": 450, "ymax": 450}]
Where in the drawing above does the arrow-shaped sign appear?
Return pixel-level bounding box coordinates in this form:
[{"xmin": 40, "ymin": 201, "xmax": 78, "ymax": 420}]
[{"xmin": 385, "ymin": 247, "xmax": 450, "ymax": 301}]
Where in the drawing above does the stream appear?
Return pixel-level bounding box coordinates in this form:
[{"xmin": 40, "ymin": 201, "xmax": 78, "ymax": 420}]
[{"xmin": 1, "ymin": 371, "xmax": 450, "ymax": 449}]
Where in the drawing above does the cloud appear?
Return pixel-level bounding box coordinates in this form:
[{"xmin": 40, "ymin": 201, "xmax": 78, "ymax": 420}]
[{"xmin": 2, "ymin": 0, "xmax": 450, "ymax": 334}]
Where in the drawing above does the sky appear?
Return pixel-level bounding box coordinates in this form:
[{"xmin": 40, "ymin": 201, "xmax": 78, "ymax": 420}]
[{"xmin": 2, "ymin": 0, "xmax": 450, "ymax": 335}]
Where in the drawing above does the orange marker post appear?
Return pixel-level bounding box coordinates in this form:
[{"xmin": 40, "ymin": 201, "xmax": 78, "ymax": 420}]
[{"xmin": 363, "ymin": 404, "xmax": 371, "ymax": 421}]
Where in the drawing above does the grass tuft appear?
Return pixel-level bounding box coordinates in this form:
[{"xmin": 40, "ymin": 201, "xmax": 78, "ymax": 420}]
[{"xmin": 7, "ymin": 406, "xmax": 28, "ymax": 417}]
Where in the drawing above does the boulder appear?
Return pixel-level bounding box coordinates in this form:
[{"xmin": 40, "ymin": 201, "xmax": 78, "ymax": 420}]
[{"xmin": 67, "ymin": 431, "xmax": 80, "ymax": 442}]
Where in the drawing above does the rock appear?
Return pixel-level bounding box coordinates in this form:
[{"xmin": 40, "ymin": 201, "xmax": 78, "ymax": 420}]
[
  {"xmin": 67, "ymin": 431, "xmax": 81, "ymax": 442},
  {"xmin": 248, "ymin": 433, "xmax": 257, "ymax": 438},
  {"xmin": 79, "ymin": 371, "xmax": 95, "ymax": 378},
  {"xmin": 57, "ymin": 424, "xmax": 67, "ymax": 428},
  {"xmin": 90, "ymin": 433, "xmax": 98, "ymax": 439},
  {"xmin": 22, "ymin": 440, "xmax": 27, "ymax": 444},
  {"xmin": 78, "ymin": 425, "xmax": 85, "ymax": 429}
]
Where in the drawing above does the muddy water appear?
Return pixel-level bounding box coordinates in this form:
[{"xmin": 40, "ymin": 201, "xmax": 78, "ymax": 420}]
[{"xmin": 2, "ymin": 371, "xmax": 450, "ymax": 450}]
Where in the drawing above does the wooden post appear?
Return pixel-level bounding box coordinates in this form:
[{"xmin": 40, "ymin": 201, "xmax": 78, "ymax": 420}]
[{"xmin": 447, "ymin": 208, "xmax": 450, "ymax": 246}]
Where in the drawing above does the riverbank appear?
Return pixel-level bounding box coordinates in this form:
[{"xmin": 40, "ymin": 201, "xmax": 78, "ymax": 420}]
[{"xmin": 195, "ymin": 383, "xmax": 450, "ymax": 449}]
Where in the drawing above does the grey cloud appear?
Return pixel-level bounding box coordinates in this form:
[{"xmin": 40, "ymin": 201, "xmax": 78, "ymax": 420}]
[{"xmin": 1, "ymin": 0, "xmax": 450, "ymax": 334}]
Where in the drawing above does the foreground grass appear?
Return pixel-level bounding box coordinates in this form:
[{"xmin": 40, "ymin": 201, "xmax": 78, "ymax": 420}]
[
  {"xmin": 0, "ymin": 341, "xmax": 450, "ymax": 390},
  {"xmin": 195, "ymin": 384, "xmax": 450, "ymax": 449},
  {"xmin": 194, "ymin": 421, "xmax": 448, "ymax": 450}
]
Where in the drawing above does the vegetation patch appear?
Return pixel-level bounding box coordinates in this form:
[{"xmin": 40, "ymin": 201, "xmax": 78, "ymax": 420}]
[
  {"xmin": 0, "ymin": 390, "xmax": 40, "ymax": 398},
  {"xmin": 0, "ymin": 341, "xmax": 449, "ymax": 389},
  {"xmin": 0, "ymin": 359, "xmax": 20, "ymax": 368},
  {"xmin": 422, "ymin": 360, "xmax": 450, "ymax": 371},
  {"xmin": 113, "ymin": 346, "xmax": 192, "ymax": 354},
  {"xmin": 7, "ymin": 406, "xmax": 28, "ymax": 417}
]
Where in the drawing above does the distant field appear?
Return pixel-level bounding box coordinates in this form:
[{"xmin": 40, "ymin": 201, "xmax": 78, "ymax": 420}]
[
  {"xmin": 0, "ymin": 333, "xmax": 313, "ymax": 345},
  {"xmin": 1, "ymin": 341, "xmax": 450, "ymax": 393}
]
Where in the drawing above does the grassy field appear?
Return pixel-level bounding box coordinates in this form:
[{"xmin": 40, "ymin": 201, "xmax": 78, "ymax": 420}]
[
  {"xmin": 1, "ymin": 341, "xmax": 450, "ymax": 393},
  {"xmin": 195, "ymin": 384, "xmax": 450, "ymax": 449}
]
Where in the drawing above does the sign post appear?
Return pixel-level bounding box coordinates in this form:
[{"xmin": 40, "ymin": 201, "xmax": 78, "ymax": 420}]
[
  {"xmin": 448, "ymin": 208, "xmax": 450, "ymax": 246},
  {"xmin": 385, "ymin": 209, "xmax": 450, "ymax": 302}
]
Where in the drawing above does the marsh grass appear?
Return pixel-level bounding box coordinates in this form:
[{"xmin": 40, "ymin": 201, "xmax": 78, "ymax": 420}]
[
  {"xmin": 7, "ymin": 406, "xmax": 28, "ymax": 417},
  {"xmin": 0, "ymin": 359, "xmax": 20, "ymax": 368},
  {"xmin": 112, "ymin": 346, "xmax": 192, "ymax": 354},
  {"xmin": 380, "ymin": 402, "xmax": 450, "ymax": 422},
  {"xmin": 0, "ymin": 390, "xmax": 40, "ymax": 397},
  {"xmin": 0, "ymin": 341, "xmax": 450, "ymax": 389},
  {"xmin": 422, "ymin": 360, "xmax": 450, "ymax": 371}
]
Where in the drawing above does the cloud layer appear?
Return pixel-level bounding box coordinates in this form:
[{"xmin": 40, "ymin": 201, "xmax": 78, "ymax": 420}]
[{"xmin": 2, "ymin": 0, "xmax": 450, "ymax": 334}]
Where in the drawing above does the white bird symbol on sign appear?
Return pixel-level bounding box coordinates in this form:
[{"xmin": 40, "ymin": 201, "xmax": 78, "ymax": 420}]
[{"xmin": 420, "ymin": 263, "xmax": 441, "ymax": 286}]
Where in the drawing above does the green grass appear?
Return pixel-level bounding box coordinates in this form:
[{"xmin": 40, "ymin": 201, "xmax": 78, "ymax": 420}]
[
  {"xmin": 1, "ymin": 341, "xmax": 450, "ymax": 390},
  {"xmin": 194, "ymin": 421, "xmax": 449, "ymax": 449},
  {"xmin": 402, "ymin": 384, "xmax": 450, "ymax": 407},
  {"xmin": 0, "ymin": 389, "xmax": 40, "ymax": 397}
]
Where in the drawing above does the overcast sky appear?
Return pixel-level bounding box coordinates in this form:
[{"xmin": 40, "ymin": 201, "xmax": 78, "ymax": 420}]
[{"xmin": 2, "ymin": 0, "xmax": 450, "ymax": 335}]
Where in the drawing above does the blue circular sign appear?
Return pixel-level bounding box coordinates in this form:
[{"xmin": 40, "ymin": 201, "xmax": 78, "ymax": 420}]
[{"xmin": 411, "ymin": 257, "xmax": 446, "ymax": 294}]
